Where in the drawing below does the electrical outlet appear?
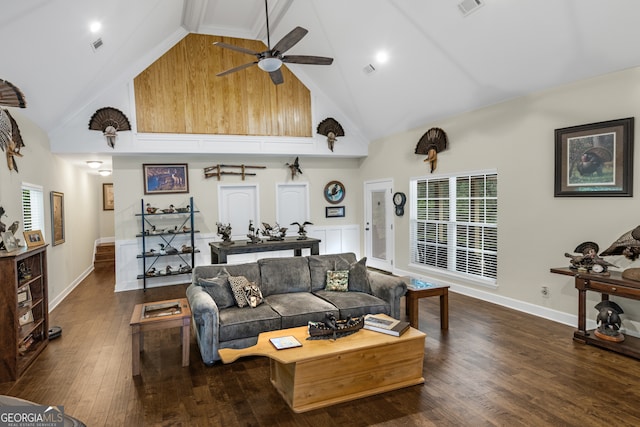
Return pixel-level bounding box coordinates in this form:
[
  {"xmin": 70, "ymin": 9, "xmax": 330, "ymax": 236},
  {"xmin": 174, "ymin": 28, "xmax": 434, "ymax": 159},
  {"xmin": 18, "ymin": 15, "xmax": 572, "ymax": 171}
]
[{"xmin": 541, "ymin": 286, "xmax": 550, "ymax": 297}]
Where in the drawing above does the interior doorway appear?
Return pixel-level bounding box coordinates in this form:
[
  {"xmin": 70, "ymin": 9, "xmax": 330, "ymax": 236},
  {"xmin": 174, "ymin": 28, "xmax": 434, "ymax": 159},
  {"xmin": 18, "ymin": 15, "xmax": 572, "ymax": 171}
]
[{"xmin": 364, "ymin": 179, "xmax": 394, "ymax": 272}]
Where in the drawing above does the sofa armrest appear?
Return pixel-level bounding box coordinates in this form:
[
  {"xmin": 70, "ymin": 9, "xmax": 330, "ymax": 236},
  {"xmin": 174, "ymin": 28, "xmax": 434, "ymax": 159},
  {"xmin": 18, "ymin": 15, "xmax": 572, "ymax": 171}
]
[
  {"xmin": 186, "ymin": 283, "xmax": 220, "ymax": 365},
  {"xmin": 367, "ymin": 271, "xmax": 407, "ymax": 319}
]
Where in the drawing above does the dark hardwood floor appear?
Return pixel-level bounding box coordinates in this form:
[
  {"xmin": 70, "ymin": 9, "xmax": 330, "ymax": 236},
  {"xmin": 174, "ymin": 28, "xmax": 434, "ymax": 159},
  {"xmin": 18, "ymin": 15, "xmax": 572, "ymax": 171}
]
[{"xmin": 2, "ymin": 265, "xmax": 640, "ymax": 426}]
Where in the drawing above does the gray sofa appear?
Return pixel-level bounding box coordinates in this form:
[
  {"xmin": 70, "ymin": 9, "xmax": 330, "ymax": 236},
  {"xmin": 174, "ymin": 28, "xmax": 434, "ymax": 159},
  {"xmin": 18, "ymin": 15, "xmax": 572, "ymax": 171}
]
[{"xmin": 186, "ymin": 252, "xmax": 407, "ymax": 365}]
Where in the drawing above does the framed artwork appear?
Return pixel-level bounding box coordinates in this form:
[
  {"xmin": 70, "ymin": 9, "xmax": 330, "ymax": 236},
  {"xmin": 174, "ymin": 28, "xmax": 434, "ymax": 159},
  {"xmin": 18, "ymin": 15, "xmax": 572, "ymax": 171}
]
[
  {"xmin": 51, "ymin": 191, "xmax": 65, "ymax": 246},
  {"xmin": 1, "ymin": 231, "xmax": 19, "ymax": 252},
  {"xmin": 24, "ymin": 230, "xmax": 45, "ymax": 248},
  {"xmin": 17, "ymin": 286, "xmax": 31, "ymax": 308},
  {"xmin": 323, "ymin": 180, "xmax": 345, "ymax": 204},
  {"xmin": 103, "ymin": 183, "xmax": 114, "ymax": 210},
  {"xmin": 554, "ymin": 117, "xmax": 634, "ymax": 197},
  {"xmin": 19, "ymin": 310, "xmax": 34, "ymax": 326},
  {"xmin": 325, "ymin": 206, "xmax": 345, "ymax": 218},
  {"xmin": 143, "ymin": 164, "xmax": 189, "ymax": 195}
]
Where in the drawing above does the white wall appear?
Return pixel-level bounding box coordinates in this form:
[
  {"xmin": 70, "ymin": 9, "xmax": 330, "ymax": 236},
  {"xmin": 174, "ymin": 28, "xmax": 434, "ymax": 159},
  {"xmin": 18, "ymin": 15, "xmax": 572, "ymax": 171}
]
[
  {"xmin": 360, "ymin": 66, "xmax": 640, "ymax": 335},
  {"xmin": 112, "ymin": 154, "xmax": 362, "ymax": 291},
  {"xmin": 0, "ymin": 110, "xmax": 102, "ymax": 310}
]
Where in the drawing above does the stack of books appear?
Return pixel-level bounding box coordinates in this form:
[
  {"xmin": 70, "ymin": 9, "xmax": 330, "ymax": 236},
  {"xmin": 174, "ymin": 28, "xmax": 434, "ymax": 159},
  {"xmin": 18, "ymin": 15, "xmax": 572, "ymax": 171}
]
[{"xmin": 363, "ymin": 314, "xmax": 410, "ymax": 336}]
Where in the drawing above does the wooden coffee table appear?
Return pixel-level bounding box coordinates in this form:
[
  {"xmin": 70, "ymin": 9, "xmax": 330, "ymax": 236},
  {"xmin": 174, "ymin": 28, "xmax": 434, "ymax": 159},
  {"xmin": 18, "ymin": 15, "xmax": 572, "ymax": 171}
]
[
  {"xmin": 129, "ymin": 298, "xmax": 191, "ymax": 376},
  {"xmin": 218, "ymin": 317, "xmax": 425, "ymax": 413}
]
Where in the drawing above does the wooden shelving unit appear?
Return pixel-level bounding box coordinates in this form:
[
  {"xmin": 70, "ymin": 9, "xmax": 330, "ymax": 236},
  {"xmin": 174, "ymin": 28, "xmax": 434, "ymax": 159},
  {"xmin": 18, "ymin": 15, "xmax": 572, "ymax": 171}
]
[{"xmin": 0, "ymin": 245, "xmax": 48, "ymax": 382}]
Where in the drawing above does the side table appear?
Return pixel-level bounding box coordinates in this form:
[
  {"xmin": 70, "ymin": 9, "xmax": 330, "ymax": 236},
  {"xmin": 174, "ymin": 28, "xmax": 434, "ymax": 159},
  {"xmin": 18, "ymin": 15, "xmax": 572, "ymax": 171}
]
[
  {"xmin": 404, "ymin": 278, "xmax": 449, "ymax": 329},
  {"xmin": 129, "ymin": 298, "xmax": 191, "ymax": 376}
]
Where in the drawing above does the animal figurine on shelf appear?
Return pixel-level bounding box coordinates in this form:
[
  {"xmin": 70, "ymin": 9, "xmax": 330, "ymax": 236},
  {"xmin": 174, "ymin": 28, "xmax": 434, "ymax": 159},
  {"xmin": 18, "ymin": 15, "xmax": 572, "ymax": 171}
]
[
  {"xmin": 415, "ymin": 127, "xmax": 448, "ymax": 173},
  {"xmin": 594, "ymin": 300, "xmax": 624, "ymax": 342},
  {"xmin": 599, "ymin": 225, "xmax": 640, "ymax": 281},
  {"xmin": 246, "ymin": 220, "xmax": 261, "ymax": 244},
  {"xmin": 216, "ymin": 222, "xmax": 233, "ymax": 245},
  {"xmin": 291, "ymin": 221, "xmax": 313, "ymax": 240},
  {"xmin": 261, "ymin": 222, "xmax": 286, "ymax": 241},
  {"xmin": 565, "ymin": 241, "xmax": 616, "ymax": 274},
  {"xmin": 146, "ymin": 203, "xmax": 158, "ymax": 214},
  {"xmin": 285, "ymin": 156, "xmax": 303, "ymax": 179}
]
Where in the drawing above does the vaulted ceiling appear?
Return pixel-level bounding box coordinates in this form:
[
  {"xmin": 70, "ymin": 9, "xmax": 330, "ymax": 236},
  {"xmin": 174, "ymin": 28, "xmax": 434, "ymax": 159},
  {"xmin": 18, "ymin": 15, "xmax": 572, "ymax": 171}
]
[{"xmin": 4, "ymin": 0, "xmax": 640, "ymax": 151}]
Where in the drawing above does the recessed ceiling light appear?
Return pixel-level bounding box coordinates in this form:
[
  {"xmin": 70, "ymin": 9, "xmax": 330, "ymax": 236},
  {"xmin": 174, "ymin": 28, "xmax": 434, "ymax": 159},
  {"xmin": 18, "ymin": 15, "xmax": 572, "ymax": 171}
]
[
  {"xmin": 90, "ymin": 21, "xmax": 102, "ymax": 33},
  {"xmin": 375, "ymin": 51, "xmax": 389, "ymax": 64},
  {"xmin": 98, "ymin": 170, "xmax": 112, "ymax": 176},
  {"xmin": 86, "ymin": 160, "xmax": 102, "ymax": 169}
]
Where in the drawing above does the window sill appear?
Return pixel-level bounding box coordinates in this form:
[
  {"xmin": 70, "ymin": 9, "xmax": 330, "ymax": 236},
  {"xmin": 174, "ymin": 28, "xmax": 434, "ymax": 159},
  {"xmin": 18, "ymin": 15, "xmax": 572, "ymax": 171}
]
[{"xmin": 408, "ymin": 263, "xmax": 498, "ymax": 290}]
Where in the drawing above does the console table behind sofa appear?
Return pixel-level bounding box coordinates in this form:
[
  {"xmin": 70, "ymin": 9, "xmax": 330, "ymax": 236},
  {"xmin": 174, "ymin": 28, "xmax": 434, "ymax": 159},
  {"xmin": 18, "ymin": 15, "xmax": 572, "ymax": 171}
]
[{"xmin": 209, "ymin": 238, "xmax": 321, "ymax": 264}]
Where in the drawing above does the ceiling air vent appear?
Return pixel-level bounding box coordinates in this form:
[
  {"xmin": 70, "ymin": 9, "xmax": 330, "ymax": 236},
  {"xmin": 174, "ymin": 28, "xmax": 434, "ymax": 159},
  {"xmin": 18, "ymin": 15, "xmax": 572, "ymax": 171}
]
[
  {"xmin": 363, "ymin": 64, "xmax": 376, "ymax": 75},
  {"xmin": 458, "ymin": 0, "xmax": 484, "ymax": 16},
  {"xmin": 91, "ymin": 38, "xmax": 104, "ymax": 52}
]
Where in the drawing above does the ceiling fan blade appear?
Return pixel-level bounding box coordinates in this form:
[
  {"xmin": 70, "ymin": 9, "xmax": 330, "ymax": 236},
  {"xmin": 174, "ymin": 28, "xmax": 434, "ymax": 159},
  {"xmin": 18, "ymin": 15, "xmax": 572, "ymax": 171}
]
[
  {"xmin": 282, "ymin": 55, "xmax": 334, "ymax": 65},
  {"xmin": 272, "ymin": 27, "xmax": 308, "ymax": 55},
  {"xmin": 269, "ymin": 69, "xmax": 284, "ymax": 85},
  {"xmin": 213, "ymin": 41, "xmax": 259, "ymax": 57},
  {"xmin": 216, "ymin": 61, "xmax": 258, "ymax": 77}
]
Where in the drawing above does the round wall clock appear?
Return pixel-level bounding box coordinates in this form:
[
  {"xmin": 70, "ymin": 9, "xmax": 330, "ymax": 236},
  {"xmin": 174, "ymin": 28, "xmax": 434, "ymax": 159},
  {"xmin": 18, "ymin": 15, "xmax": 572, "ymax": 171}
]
[
  {"xmin": 324, "ymin": 181, "xmax": 345, "ymax": 204},
  {"xmin": 393, "ymin": 192, "xmax": 406, "ymax": 216}
]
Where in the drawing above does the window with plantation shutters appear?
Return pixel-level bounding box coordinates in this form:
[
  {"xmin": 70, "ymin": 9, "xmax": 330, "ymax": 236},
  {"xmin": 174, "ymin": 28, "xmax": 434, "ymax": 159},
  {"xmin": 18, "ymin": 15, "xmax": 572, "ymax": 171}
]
[
  {"xmin": 410, "ymin": 170, "xmax": 497, "ymax": 284},
  {"xmin": 21, "ymin": 183, "xmax": 45, "ymax": 233}
]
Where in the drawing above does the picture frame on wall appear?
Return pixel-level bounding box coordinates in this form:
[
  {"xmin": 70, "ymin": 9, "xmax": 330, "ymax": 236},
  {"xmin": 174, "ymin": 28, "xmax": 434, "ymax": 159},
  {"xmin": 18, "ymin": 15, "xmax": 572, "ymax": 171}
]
[
  {"xmin": 325, "ymin": 206, "xmax": 345, "ymax": 218},
  {"xmin": 18, "ymin": 309, "xmax": 34, "ymax": 327},
  {"xmin": 323, "ymin": 180, "xmax": 345, "ymax": 204},
  {"xmin": 24, "ymin": 230, "xmax": 45, "ymax": 248},
  {"xmin": 554, "ymin": 117, "xmax": 634, "ymax": 197},
  {"xmin": 143, "ymin": 164, "xmax": 189, "ymax": 195},
  {"xmin": 103, "ymin": 183, "xmax": 114, "ymax": 210},
  {"xmin": 51, "ymin": 191, "xmax": 65, "ymax": 246}
]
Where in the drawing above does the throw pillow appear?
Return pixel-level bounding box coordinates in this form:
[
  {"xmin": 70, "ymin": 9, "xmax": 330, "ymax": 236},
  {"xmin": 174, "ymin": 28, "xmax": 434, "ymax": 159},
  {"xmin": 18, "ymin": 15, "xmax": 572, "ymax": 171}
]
[
  {"xmin": 348, "ymin": 257, "xmax": 372, "ymax": 293},
  {"xmin": 198, "ymin": 275, "xmax": 235, "ymax": 309},
  {"xmin": 228, "ymin": 276, "xmax": 252, "ymax": 308},
  {"xmin": 325, "ymin": 270, "xmax": 349, "ymax": 292},
  {"xmin": 243, "ymin": 282, "xmax": 264, "ymax": 308}
]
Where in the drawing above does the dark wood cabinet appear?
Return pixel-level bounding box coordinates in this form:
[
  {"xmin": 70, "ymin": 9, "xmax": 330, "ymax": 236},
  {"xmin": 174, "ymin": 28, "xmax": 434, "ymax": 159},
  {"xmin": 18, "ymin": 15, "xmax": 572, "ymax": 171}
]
[
  {"xmin": 551, "ymin": 267, "xmax": 640, "ymax": 359},
  {"xmin": 0, "ymin": 245, "xmax": 48, "ymax": 382}
]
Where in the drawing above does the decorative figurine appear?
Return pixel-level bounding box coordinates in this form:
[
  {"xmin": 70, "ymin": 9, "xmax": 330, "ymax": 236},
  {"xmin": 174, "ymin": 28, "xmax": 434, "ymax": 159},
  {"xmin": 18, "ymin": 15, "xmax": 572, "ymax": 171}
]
[
  {"xmin": 88, "ymin": 107, "xmax": 131, "ymax": 149},
  {"xmin": 565, "ymin": 241, "xmax": 616, "ymax": 273},
  {"xmin": 291, "ymin": 221, "xmax": 313, "ymax": 240},
  {"xmin": 216, "ymin": 222, "xmax": 233, "ymax": 245},
  {"xmin": 246, "ymin": 220, "xmax": 261, "ymax": 244},
  {"xmin": 285, "ymin": 157, "xmax": 303, "ymax": 179},
  {"xmin": 594, "ymin": 300, "xmax": 624, "ymax": 342},
  {"xmin": 415, "ymin": 127, "xmax": 448, "ymax": 173},
  {"xmin": 0, "ymin": 108, "xmax": 26, "ymax": 172},
  {"xmin": 316, "ymin": 118, "xmax": 345, "ymax": 152},
  {"xmin": 146, "ymin": 203, "xmax": 158, "ymax": 214},
  {"xmin": 261, "ymin": 222, "xmax": 286, "ymax": 241}
]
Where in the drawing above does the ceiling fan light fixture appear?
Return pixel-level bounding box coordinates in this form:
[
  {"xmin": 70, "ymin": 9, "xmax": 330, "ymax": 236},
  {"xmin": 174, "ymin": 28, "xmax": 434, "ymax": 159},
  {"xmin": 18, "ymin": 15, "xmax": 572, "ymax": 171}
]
[{"xmin": 258, "ymin": 57, "xmax": 283, "ymax": 72}]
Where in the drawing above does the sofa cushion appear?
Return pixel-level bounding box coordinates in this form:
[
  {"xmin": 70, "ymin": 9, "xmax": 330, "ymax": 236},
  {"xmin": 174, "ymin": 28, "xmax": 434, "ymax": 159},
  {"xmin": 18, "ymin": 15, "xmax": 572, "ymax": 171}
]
[
  {"xmin": 243, "ymin": 282, "xmax": 264, "ymax": 308},
  {"xmin": 258, "ymin": 257, "xmax": 311, "ymax": 296},
  {"xmin": 308, "ymin": 253, "xmax": 357, "ymax": 291},
  {"xmin": 218, "ymin": 304, "xmax": 281, "ymax": 342},
  {"xmin": 265, "ymin": 293, "xmax": 338, "ymax": 329},
  {"xmin": 325, "ymin": 270, "xmax": 349, "ymax": 291},
  {"xmin": 225, "ymin": 262, "xmax": 261, "ymax": 286},
  {"xmin": 314, "ymin": 290, "xmax": 389, "ymax": 319},
  {"xmin": 229, "ymin": 276, "xmax": 252, "ymax": 308},
  {"xmin": 349, "ymin": 257, "xmax": 372, "ymax": 293},
  {"xmin": 198, "ymin": 274, "xmax": 235, "ymax": 309}
]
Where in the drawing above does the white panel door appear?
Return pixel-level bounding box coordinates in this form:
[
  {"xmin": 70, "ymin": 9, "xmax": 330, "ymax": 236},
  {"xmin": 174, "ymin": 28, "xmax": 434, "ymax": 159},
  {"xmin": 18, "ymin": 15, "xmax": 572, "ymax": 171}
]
[
  {"xmin": 218, "ymin": 184, "xmax": 259, "ymax": 240},
  {"xmin": 276, "ymin": 183, "xmax": 309, "ymax": 236}
]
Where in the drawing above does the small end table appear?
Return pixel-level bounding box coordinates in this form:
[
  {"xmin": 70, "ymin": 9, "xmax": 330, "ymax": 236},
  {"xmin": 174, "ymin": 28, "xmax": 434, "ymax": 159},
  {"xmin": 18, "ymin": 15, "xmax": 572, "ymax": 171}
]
[
  {"xmin": 129, "ymin": 298, "xmax": 191, "ymax": 376},
  {"xmin": 404, "ymin": 279, "xmax": 449, "ymax": 330}
]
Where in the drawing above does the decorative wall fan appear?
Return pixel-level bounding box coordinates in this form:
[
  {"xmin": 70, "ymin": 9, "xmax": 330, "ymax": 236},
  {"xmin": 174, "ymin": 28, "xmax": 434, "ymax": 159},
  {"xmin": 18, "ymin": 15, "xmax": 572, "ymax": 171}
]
[{"xmin": 214, "ymin": 0, "xmax": 333, "ymax": 85}]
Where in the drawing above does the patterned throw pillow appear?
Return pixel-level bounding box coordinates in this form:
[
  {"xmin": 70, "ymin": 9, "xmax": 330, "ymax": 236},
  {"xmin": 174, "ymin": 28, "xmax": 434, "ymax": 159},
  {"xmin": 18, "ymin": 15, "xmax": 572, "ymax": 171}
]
[
  {"xmin": 228, "ymin": 276, "xmax": 251, "ymax": 308},
  {"xmin": 243, "ymin": 282, "xmax": 264, "ymax": 308},
  {"xmin": 325, "ymin": 270, "xmax": 349, "ymax": 292}
]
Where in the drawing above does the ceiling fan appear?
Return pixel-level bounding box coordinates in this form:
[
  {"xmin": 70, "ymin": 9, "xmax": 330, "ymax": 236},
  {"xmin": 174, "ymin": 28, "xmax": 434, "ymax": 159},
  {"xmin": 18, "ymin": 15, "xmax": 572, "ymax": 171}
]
[{"xmin": 213, "ymin": 0, "xmax": 333, "ymax": 85}]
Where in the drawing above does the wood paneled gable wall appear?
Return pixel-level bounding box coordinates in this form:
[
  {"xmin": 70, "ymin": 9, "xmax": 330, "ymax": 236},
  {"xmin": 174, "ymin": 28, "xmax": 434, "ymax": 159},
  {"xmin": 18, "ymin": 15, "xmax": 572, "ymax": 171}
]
[{"xmin": 133, "ymin": 34, "xmax": 312, "ymax": 137}]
